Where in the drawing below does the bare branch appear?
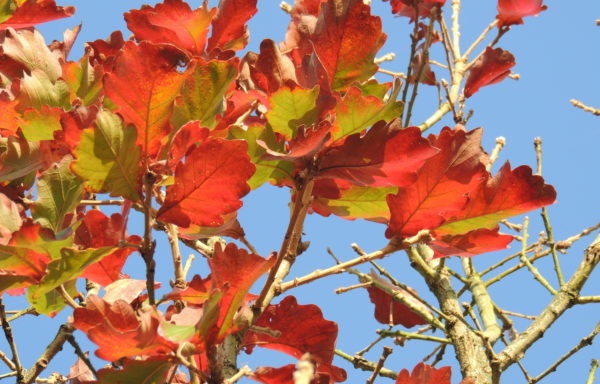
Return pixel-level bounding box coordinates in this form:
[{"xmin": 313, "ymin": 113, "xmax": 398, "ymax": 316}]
[
  {"xmin": 366, "ymin": 346, "xmax": 393, "ymax": 384},
  {"xmin": 334, "ymin": 350, "xmax": 397, "ymax": 380},
  {"xmin": 570, "ymin": 99, "xmax": 600, "ymax": 116}
]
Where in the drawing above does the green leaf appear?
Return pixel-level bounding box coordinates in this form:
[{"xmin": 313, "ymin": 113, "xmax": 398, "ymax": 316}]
[
  {"xmin": 229, "ymin": 124, "xmax": 293, "ymax": 189},
  {"xmin": 27, "ymin": 279, "xmax": 77, "ymax": 316},
  {"xmin": 19, "ymin": 106, "xmax": 62, "ymax": 141},
  {"xmin": 33, "ymin": 156, "xmax": 83, "ymax": 232},
  {"xmin": 333, "ymin": 83, "xmax": 402, "ymax": 141},
  {"xmin": 20, "ymin": 69, "xmax": 70, "ymax": 109},
  {"xmin": 72, "ymin": 110, "xmax": 141, "ymax": 201},
  {"xmin": 30, "ymin": 246, "xmax": 116, "ymax": 299},
  {"xmin": 314, "ymin": 185, "xmax": 396, "ymax": 222},
  {"xmin": 95, "ymin": 357, "xmax": 173, "ymax": 384},
  {"xmin": 172, "ymin": 59, "xmax": 238, "ymax": 129},
  {"xmin": 0, "ymin": 136, "xmax": 41, "ymax": 182},
  {"xmin": 62, "ymin": 57, "xmax": 103, "ymax": 106},
  {"xmin": 266, "ymin": 86, "xmax": 320, "ymax": 140},
  {"xmin": 0, "ymin": 0, "xmax": 15, "ymax": 23}
]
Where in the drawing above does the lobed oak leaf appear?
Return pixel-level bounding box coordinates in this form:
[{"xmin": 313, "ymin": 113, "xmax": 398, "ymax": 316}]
[
  {"xmin": 125, "ymin": 0, "xmax": 215, "ymax": 56},
  {"xmin": 0, "ymin": 0, "xmax": 74, "ymax": 30},
  {"xmin": 261, "ymin": 121, "xmax": 331, "ymax": 164},
  {"xmin": 266, "ymin": 86, "xmax": 320, "ymax": 140},
  {"xmin": 32, "ymin": 155, "xmax": 83, "ymax": 233},
  {"xmin": 164, "ymin": 274, "xmax": 211, "ymax": 306},
  {"xmin": 75, "ymin": 209, "xmax": 141, "ymax": 287},
  {"xmin": 156, "ymin": 136, "xmax": 255, "ymax": 228},
  {"xmin": 0, "ymin": 192, "xmax": 22, "ymax": 245},
  {"xmin": 163, "ymin": 121, "xmax": 209, "ymax": 169},
  {"xmin": 0, "ymin": 93, "xmax": 20, "ymax": 135},
  {"xmin": 229, "ymin": 124, "xmax": 294, "ymax": 190},
  {"xmin": 332, "ymin": 83, "xmax": 402, "ymax": 141},
  {"xmin": 0, "ymin": 229, "xmax": 49, "ymax": 293},
  {"xmin": 86, "ymin": 30, "xmax": 125, "ymax": 70},
  {"xmin": 58, "ymin": 105, "xmax": 98, "ymax": 151},
  {"xmin": 71, "ymin": 295, "xmax": 177, "ymax": 361},
  {"xmin": 497, "ymin": 0, "xmax": 547, "ymax": 27},
  {"xmin": 206, "ymin": 0, "xmax": 257, "ymax": 53},
  {"xmin": 318, "ymin": 124, "xmax": 438, "ymax": 187},
  {"xmin": 178, "ymin": 212, "xmax": 246, "ymax": 240},
  {"xmin": 464, "ymin": 47, "xmax": 515, "ymax": 98},
  {"xmin": 366, "ymin": 271, "xmax": 430, "ymax": 327},
  {"xmin": 18, "ymin": 68, "xmax": 70, "ymax": 110},
  {"xmin": 61, "ymin": 57, "xmax": 104, "ymax": 106},
  {"xmin": 0, "ymin": 136, "xmax": 42, "ymax": 182},
  {"xmin": 19, "ymin": 105, "xmax": 63, "ymax": 141},
  {"xmin": 395, "ymin": 362, "xmax": 451, "ymax": 384},
  {"xmin": 208, "ymin": 243, "xmax": 275, "ymax": 340},
  {"xmin": 102, "ymin": 279, "xmax": 149, "ymax": 304},
  {"xmin": 386, "ymin": 0, "xmax": 446, "ymax": 21},
  {"xmin": 48, "ymin": 23, "xmax": 81, "ymax": 62},
  {"xmin": 312, "ymin": 179, "xmax": 396, "ymax": 223},
  {"xmin": 386, "ymin": 127, "xmax": 488, "ymax": 238},
  {"xmin": 71, "ymin": 110, "xmax": 141, "ymax": 202},
  {"xmin": 429, "ymin": 227, "xmax": 513, "ymax": 258},
  {"xmin": 435, "ymin": 162, "xmax": 556, "ymax": 236},
  {"xmin": 311, "ymin": 0, "xmax": 386, "ymax": 90},
  {"xmin": 172, "ymin": 58, "xmax": 238, "ymax": 130},
  {"xmin": 243, "ymin": 296, "xmax": 346, "ymax": 382},
  {"xmin": 93, "ymin": 356, "xmax": 175, "ymax": 383},
  {"xmin": 2, "ymin": 27, "xmax": 62, "ymax": 82},
  {"xmin": 103, "ymin": 41, "xmax": 188, "ymax": 158},
  {"xmin": 244, "ymin": 39, "xmax": 298, "ymax": 93}
]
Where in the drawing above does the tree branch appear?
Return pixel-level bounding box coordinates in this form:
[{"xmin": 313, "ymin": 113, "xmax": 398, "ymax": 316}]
[
  {"xmin": 23, "ymin": 325, "xmax": 73, "ymax": 384},
  {"xmin": 497, "ymin": 241, "xmax": 600, "ymax": 372},
  {"xmin": 0, "ymin": 299, "xmax": 23, "ymax": 383}
]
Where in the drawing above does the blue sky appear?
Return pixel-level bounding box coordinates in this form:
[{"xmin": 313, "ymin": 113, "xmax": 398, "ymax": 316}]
[{"xmin": 4, "ymin": 0, "xmax": 598, "ymax": 383}]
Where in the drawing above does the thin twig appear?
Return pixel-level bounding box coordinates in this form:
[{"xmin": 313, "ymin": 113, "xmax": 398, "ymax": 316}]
[
  {"xmin": 356, "ymin": 335, "xmax": 385, "ymax": 357},
  {"xmin": 377, "ymin": 68, "xmax": 407, "ymax": 79},
  {"xmin": 486, "ymin": 137, "xmax": 506, "ymax": 172},
  {"xmin": 335, "ymin": 282, "xmax": 372, "ymax": 294},
  {"xmin": 65, "ymin": 335, "xmax": 97, "ymax": 379},
  {"xmin": 78, "ymin": 199, "xmax": 125, "ymax": 206},
  {"xmin": 166, "ymin": 224, "xmax": 185, "ymax": 289},
  {"xmin": 7, "ymin": 308, "xmax": 37, "ymax": 322},
  {"xmin": 240, "ymin": 237, "xmax": 258, "ymax": 255},
  {"xmin": 334, "ymin": 350, "xmax": 397, "ymax": 380},
  {"xmin": 587, "ymin": 359, "xmax": 599, "ymax": 384},
  {"xmin": 366, "ymin": 347, "xmax": 393, "ymax": 384},
  {"xmin": 375, "ymin": 53, "xmax": 396, "ymax": 64},
  {"xmin": 224, "ymin": 365, "xmax": 252, "ymax": 384},
  {"xmin": 378, "ymin": 329, "xmax": 451, "ymax": 344},
  {"xmin": 530, "ymin": 321, "xmax": 600, "ymax": 383},
  {"xmin": 463, "ymin": 19, "xmax": 499, "ymax": 58},
  {"xmin": 57, "ymin": 285, "xmax": 80, "ymax": 309},
  {"xmin": 141, "ymin": 172, "xmax": 157, "ymax": 305},
  {"xmin": 519, "ymin": 217, "xmax": 557, "ymax": 295},
  {"xmin": 570, "ymin": 99, "xmax": 600, "ymax": 116},
  {"xmin": 0, "ymin": 299, "xmax": 23, "ymax": 383},
  {"xmin": 0, "ymin": 349, "xmax": 15, "ymax": 371},
  {"xmin": 23, "ymin": 325, "xmax": 73, "ymax": 384}
]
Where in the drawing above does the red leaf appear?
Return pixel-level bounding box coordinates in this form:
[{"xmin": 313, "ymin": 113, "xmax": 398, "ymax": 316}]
[
  {"xmin": 386, "ymin": 0, "xmax": 446, "ymax": 20},
  {"xmin": 0, "ymin": 93, "xmax": 20, "ymax": 136},
  {"xmin": 58, "ymin": 105, "xmax": 98, "ymax": 151},
  {"xmin": 247, "ymin": 39, "xmax": 298, "ymax": 93},
  {"xmin": 165, "ymin": 121, "xmax": 209, "ymax": 169},
  {"xmin": 311, "ymin": 0, "xmax": 386, "ymax": 90},
  {"xmin": 103, "ymin": 41, "xmax": 188, "ymax": 157},
  {"xmin": 435, "ymin": 163, "xmax": 556, "ymax": 235},
  {"xmin": 386, "ymin": 127, "xmax": 487, "ymax": 238},
  {"xmin": 395, "ymin": 363, "xmax": 451, "ymax": 384},
  {"xmin": 207, "ymin": 243, "xmax": 275, "ymax": 340},
  {"xmin": 261, "ymin": 121, "xmax": 332, "ymax": 163},
  {"xmin": 0, "ymin": 223, "xmax": 51, "ymax": 293},
  {"xmin": 206, "ymin": 0, "xmax": 257, "ymax": 53},
  {"xmin": 156, "ymin": 137, "xmax": 255, "ymax": 228},
  {"xmin": 464, "ymin": 47, "xmax": 515, "ymax": 98},
  {"xmin": 429, "ymin": 228, "xmax": 514, "ymax": 258},
  {"xmin": 75, "ymin": 210, "xmax": 141, "ymax": 287},
  {"xmin": 291, "ymin": 0, "xmax": 328, "ymax": 16},
  {"xmin": 103, "ymin": 279, "xmax": 150, "ymax": 304},
  {"xmin": 0, "ymin": 0, "xmax": 75, "ymax": 30},
  {"xmin": 86, "ymin": 31, "xmax": 125, "ymax": 70},
  {"xmin": 366, "ymin": 271, "xmax": 430, "ymax": 327},
  {"xmin": 497, "ymin": 0, "xmax": 547, "ymax": 27},
  {"xmin": 243, "ymin": 296, "xmax": 346, "ymax": 382},
  {"xmin": 125, "ymin": 0, "xmax": 215, "ymax": 56},
  {"xmin": 319, "ymin": 124, "xmax": 438, "ymax": 187},
  {"xmin": 71, "ymin": 295, "xmax": 177, "ymax": 361},
  {"xmin": 165, "ymin": 274, "xmax": 211, "ymax": 306}
]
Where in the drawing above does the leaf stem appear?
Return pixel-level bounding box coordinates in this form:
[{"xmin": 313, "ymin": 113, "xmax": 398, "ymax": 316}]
[
  {"xmin": 378, "ymin": 329, "xmax": 451, "ymax": 344},
  {"xmin": 141, "ymin": 172, "xmax": 157, "ymax": 305}
]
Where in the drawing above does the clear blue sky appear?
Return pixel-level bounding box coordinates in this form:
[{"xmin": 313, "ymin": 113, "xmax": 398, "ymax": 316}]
[{"xmin": 4, "ymin": 0, "xmax": 598, "ymax": 383}]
